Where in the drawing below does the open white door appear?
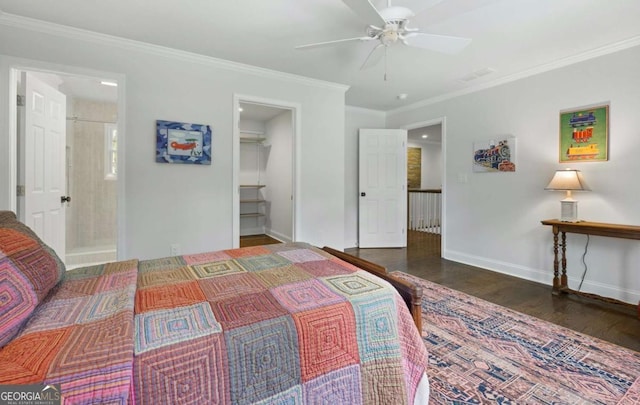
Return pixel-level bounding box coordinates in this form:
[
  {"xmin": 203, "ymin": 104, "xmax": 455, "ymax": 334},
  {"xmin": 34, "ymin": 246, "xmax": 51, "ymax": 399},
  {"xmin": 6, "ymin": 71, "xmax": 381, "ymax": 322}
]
[
  {"xmin": 19, "ymin": 72, "xmax": 67, "ymax": 261},
  {"xmin": 358, "ymin": 129, "xmax": 407, "ymax": 248}
]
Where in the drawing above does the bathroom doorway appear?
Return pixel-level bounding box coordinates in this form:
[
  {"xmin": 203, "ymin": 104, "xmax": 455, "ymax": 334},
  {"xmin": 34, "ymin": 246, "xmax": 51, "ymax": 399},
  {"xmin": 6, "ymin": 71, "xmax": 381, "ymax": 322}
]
[{"xmin": 13, "ymin": 68, "xmax": 122, "ymax": 267}]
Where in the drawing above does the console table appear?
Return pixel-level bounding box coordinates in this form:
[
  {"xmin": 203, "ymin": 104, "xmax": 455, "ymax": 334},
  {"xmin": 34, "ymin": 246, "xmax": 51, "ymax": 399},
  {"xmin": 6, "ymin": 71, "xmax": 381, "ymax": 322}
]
[{"xmin": 541, "ymin": 219, "xmax": 640, "ymax": 316}]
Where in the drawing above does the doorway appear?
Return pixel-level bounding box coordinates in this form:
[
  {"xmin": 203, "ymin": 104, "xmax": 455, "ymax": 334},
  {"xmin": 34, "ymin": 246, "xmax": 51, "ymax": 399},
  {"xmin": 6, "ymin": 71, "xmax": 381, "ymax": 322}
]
[
  {"xmin": 233, "ymin": 95, "xmax": 299, "ymax": 248},
  {"xmin": 10, "ymin": 66, "xmax": 123, "ymax": 267},
  {"xmin": 404, "ymin": 118, "xmax": 445, "ymax": 257}
]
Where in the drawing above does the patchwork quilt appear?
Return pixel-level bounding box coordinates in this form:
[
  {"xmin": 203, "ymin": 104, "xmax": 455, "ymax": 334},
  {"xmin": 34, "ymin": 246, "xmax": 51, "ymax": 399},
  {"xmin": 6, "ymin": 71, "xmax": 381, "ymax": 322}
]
[
  {"xmin": 0, "ymin": 242, "xmax": 428, "ymax": 404},
  {"xmin": 0, "ymin": 259, "xmax": 139, "ymax": 403}
]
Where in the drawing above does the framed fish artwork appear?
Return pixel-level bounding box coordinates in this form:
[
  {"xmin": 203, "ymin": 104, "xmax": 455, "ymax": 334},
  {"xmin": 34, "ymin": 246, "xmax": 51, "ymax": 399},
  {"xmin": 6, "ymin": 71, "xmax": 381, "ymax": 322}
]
[{"xmin": 156, "ymin": 120, "xmax": 212, "ymax": 164}]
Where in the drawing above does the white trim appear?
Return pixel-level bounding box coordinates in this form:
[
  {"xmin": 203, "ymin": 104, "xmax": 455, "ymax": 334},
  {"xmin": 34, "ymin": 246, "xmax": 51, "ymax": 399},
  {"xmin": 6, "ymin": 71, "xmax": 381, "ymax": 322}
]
[
  {"xmin": 445, "ymin": 249, "xmax": 553, "ymax": 284},
  {"xmin": 345, "ymin": 105, "xmax": 386, "ymax": 118},
  {"xmin": 443, "ymin": 249, "xmax": 640, "ymax": 305},
  {"xmin": 388, "ymin": 35, "xmax": 640, "ymax": 115},
  {"xmin": 401, "ymin": 117, "xmax": 446, "ymax": 257},
  {"xmin": 0, "ymin": 12, "xmax": 350, "ymax": 93},
  {"xmin": 2, "ymin": 11, "xmax": 636, "ymax": 114},
  {"xmin": 2, "ymin": 56, "xmax": 127, "ymax": 260},
  {"xmin": 5, "ymin": 67, "xmax": 17, "ymax": 211},
  {"xmin": 400, "ymin": 118, "xmax": 445, "ymax": 131},
  {"xmin": 115, "ymin": 75, "xmax": 127, "ymax": 260},
  {"xmin": 233, "ymin": 94, "xmax": 301, "ymax": 248},
  {"xmin": 406, "ymin": 139, "xmax": 441, "ymax": 146},
  {"xmin": 267, "ymin": 229, "xmax": 291, "ymax": 244}
]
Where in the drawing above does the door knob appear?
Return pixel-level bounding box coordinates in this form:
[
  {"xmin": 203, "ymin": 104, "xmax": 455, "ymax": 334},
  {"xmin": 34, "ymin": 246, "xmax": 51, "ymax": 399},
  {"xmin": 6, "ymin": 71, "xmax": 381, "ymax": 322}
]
[
  {"xmin": 61, "ymin": 196, "xmax": 71, "ymax": 203},
  {"xmin": 360, "ymin": 192, "xmax": 366, "ymax": 197}
]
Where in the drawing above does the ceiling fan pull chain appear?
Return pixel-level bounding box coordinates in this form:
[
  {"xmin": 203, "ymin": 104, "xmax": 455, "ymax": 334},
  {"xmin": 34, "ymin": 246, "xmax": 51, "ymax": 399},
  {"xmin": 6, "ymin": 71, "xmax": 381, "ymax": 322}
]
[{"xmin": 384, "ymin": 46, "xmax": 388, "ymax": 81}]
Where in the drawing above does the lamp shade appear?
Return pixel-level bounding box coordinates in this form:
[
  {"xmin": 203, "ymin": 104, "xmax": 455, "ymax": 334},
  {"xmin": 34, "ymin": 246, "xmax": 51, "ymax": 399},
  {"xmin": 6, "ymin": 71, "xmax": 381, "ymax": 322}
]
[
  {"xmin": 545, "ymin": 169, "xmax": 590, "ymax": 222},
  {"xmin": 545, "ymin": 169, "xmax": 590, "ymax": 191}
]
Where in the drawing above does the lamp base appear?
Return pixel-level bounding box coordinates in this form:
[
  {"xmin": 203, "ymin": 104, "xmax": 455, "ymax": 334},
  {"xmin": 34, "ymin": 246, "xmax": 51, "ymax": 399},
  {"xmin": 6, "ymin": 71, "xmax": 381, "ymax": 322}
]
[{"xmin": 559, "ymin": 200, "xmax": 579, "ymax": 222}]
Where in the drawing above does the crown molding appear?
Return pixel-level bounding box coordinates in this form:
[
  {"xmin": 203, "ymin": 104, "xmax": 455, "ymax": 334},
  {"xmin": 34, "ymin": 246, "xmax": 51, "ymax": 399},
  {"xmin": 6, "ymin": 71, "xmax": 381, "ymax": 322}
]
[
  {"xmin": 345, "ymin": 105, "xmax": 386, "ymax": 118},
  {"xmin": 388, "ymin": 35, "xmax": 640, "ymax": 116},
  {"xmin": 0, "ymin": 12, "xmax": 350, "ymax": 93}
]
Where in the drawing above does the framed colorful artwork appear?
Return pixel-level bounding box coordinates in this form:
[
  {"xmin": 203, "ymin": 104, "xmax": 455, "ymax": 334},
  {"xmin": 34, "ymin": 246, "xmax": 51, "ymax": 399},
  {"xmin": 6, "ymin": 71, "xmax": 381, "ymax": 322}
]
[
  {"xmin": 472, "ymin": 136, "xmax": 516, "ymax": 173},
  {"xmin": 156, "ymin": 120, "xmax": 212, "ymax": 164},
  {"xmin": 559, "ymin": 105, "xmax": 608, "ymax": 162}
]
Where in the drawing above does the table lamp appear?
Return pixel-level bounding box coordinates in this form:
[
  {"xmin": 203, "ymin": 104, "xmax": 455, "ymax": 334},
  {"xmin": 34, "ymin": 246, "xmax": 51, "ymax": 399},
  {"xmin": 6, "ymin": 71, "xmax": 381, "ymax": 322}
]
[{"xmin": 545, "ymin": 169, "xmax": 590, "ymax": 222}]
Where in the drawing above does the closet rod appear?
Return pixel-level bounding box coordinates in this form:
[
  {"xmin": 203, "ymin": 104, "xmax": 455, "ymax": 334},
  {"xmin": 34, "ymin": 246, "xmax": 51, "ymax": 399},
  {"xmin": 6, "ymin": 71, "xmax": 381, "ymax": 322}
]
[{"xmin": 66, "ymin": 116, "xmax": 117, "ymax": 124}]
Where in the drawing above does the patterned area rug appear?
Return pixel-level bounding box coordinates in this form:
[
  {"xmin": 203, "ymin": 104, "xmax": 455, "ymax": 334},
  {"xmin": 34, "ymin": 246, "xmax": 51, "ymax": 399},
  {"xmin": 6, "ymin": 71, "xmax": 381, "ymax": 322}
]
[{"xmin": 392, "ymin": 272, "xmax": 640, "ymax": 405}]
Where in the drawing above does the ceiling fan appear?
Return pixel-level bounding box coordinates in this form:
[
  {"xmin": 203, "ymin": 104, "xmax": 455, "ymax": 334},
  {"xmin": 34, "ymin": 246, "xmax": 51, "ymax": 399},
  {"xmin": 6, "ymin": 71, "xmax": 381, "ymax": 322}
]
[{"xmin": 296, "ymin": 0, "xmax": 471, "ymax": 73}]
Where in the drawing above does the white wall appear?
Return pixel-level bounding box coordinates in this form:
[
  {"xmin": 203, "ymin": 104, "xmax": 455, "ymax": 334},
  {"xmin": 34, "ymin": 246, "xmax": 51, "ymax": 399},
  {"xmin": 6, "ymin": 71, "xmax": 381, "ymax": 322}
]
[
  {"xmin": 407, "ymin": 140, "xmax": 442, "ymax": 189},
  {"xmin": 0, "ymin": 17, "xmax": 348, "ymax": 258},
  {"xmin": 239, "ymin": 119, "xmax": 265, "ymax": 135},
  {"xmin": 239, "ymin": 120, "xmax": 266, "ymax": 188},
  {"xmin": 344, "ymin": 106, "xmax": 386, "ymax": 248},
  {"xmin": 387, "ymin": 46, "xmax": 640, "ymax": 304},
  {"xmin": 264, "ymin": 111, "xmax": 293, "ymax": 242}
]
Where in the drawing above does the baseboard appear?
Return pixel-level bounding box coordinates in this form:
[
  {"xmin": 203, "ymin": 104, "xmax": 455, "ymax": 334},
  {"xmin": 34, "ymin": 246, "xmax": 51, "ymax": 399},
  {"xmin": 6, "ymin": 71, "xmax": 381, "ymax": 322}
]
[
  {"xmin": 66, "ymin": 248, "xmax": 117, "ymax": 267},
  {"xmin": 444, "ymin": 249, "xmax": 640, "ymax": 305},
  {"xmin": 266, "ymin": 229, "xmax": 291, "ymax": 243},
  {"xmin": 240, "ymin": 226, "xmax": 265, "ymax": 237}
]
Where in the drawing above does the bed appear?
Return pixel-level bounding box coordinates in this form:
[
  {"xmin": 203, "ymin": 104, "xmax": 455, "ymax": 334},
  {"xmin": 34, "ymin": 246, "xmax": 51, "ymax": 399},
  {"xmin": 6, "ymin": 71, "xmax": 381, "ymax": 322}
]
[{"xmin": 0, "ymin": 211, "xmax": 428, "ymax": 404}]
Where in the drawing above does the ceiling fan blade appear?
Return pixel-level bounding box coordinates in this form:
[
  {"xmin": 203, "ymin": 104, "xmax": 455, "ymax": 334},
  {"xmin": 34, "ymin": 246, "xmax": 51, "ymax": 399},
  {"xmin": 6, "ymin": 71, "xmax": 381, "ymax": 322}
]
[
  {"xmin": 295, "ymin": 36, "xmax": 374, "ymax": 50},
  {"xmin": 360, "ymin": 44, "xmax": 385, "ymax": 70},
  {"xmin": 343, "ymin": 0, "xmax": 386, "ymax": 27},
  {"xmin": 403, "ymin": 32, "xmax": 471, "ymax": 54}
]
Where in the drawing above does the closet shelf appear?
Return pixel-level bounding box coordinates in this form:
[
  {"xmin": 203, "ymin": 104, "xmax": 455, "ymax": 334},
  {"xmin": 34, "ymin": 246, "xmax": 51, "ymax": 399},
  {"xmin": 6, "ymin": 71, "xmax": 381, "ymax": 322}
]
[
  {"xmin": 240, "ymin": 185, "xmax": 266, "ymax": 189},
  {"xmin": 240, "ymin": 199, "xmax": 266, "ymax": 203},
  {"xmin": 240, "ymin": 136, "xmax": 267, "ymax": 143},
  {"xmin": 240, "ymin": 130, "xmax": 265, "ymax": 144},
  {"xmin": 240, "ymin": 213, "xmax": 266, "ymax": 218}
]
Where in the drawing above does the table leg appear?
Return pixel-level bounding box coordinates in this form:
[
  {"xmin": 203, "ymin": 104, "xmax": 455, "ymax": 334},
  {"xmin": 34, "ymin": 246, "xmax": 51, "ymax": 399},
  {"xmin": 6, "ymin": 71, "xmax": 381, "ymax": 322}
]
[
  {"xmin": 551, "ymin": 226, "xmax": 560, "ymax": 291},
  {"xmin": 560, "ymin": 231, "xmax": 568, "ymax": 289}
]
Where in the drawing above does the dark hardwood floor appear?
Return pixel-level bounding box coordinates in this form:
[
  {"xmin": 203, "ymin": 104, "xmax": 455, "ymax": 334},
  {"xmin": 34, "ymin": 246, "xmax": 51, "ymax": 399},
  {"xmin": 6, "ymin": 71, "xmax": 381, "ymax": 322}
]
[
  {"xmin": 346, "ymin": 231, "xmax": 640, "ymax": 352},
  {"xmin": 240, "ymin": 234, "xmax": 282, "ymax": 247}
]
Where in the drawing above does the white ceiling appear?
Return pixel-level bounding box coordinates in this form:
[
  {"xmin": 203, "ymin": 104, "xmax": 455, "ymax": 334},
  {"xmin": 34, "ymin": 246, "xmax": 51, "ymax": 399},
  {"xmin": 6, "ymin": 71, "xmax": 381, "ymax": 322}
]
[
  {"xmin": 25, "ymin": 71, "xmax": 117, "ymax": 106},
  {"xmin": 240, "ymin": 103, "xmax": 288, "ymax": 122},
  {"xmin": 3, "ymin": 0, "xmax": 640, "ymax": 111},
  {"xmin": 408, "ymin": 124, "xmax": 441, "ymax": 144}
]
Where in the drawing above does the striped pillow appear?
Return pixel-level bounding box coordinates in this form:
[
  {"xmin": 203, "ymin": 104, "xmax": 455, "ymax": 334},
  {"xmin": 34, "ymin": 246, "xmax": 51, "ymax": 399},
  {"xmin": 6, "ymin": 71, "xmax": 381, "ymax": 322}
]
[{"xmin": 0, "ymin": 211, "xmax": 65, "ymax": 347}]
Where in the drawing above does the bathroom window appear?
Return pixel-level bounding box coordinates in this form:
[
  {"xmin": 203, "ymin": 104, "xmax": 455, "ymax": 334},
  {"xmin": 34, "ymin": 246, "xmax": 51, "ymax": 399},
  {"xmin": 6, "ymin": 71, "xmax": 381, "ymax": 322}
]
[{"xmin": 104, "ymin": 123, "xmax": 117, "ymax": 180}]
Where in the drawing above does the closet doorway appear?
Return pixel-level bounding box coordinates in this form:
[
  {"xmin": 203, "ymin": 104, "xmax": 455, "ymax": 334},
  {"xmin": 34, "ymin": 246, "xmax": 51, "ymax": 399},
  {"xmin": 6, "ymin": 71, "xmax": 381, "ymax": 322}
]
[{"xmin": 233, "ymin": 96, "xmax": 299, "ymax": 248}]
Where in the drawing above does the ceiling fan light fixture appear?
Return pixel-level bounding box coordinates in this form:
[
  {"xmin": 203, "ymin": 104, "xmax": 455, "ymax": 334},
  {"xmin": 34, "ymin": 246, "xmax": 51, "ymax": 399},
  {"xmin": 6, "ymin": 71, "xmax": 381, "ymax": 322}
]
[
  {"xmin": 296, "ymin": 0, "xmax": 474, "ymax": 71},
  {"xmin": 381, "ymin": 30, "xmax": 399, "ymax": 45}
]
